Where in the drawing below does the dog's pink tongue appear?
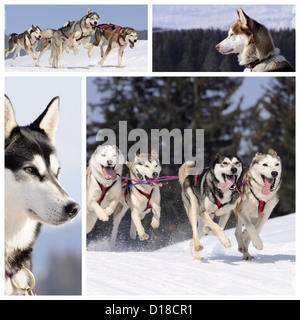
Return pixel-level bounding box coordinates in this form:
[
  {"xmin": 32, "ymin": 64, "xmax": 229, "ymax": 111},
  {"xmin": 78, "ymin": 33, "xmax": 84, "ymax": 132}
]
[
  {"xmin": 130, "ymin": 42, "xmax": 134, "ymax": 49},
  {"xmin": 261, "ymin": 178, "xmax": 273, "ymax": 195},
  {"xmin": 102, "ymin": 166, "xmax": 117, "ymax": 180},
  {"xmin": 218, "ymin": 178, "xmax": 234, "ymax": 193}
]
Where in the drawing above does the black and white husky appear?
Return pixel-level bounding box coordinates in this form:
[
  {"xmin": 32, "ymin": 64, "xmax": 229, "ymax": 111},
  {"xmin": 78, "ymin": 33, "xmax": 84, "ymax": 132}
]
[
  {"xmin": 110, "ymin": 151, "xmax": 162, "ymax": 249},
  {"xmin": 235, "ymin": 149, "xmax": 282, "ymax": 260},
  {"xmin": 5, "ymin": 95, "xmax": 80, "ymax": 295},
  {"xmin": 179, "ymin": 154, "xmax": 243, "ymax": 260}
]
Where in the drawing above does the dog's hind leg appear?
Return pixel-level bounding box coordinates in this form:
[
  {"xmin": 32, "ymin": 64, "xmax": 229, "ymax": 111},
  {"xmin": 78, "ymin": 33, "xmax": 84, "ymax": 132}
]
[{"xmin": 37, "ymin": 40, "xmax": 50, "ymax": 67}]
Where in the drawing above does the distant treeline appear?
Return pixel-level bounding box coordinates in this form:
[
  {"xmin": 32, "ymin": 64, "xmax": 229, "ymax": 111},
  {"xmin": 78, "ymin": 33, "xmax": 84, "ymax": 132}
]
[{"xmin": 153, "ymin": 28, "xmax": 295, "ymax": 72}]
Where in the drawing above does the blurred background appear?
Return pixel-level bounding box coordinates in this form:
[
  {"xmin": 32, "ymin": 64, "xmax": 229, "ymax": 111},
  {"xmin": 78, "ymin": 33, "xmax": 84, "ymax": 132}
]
[{"xmin": 86, "ymin": 76, "xmax": 295, "ymax": 251}]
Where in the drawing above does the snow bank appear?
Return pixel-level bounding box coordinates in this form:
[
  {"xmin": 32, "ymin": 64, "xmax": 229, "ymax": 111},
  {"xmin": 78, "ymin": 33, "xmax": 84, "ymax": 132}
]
[
  {"xmin": 5, "ymin": 40, "xmax": 148, "ymax": 72},
  {"xmin": 86, "ymin": 214, "xmax": 295, "ymax": 297}
]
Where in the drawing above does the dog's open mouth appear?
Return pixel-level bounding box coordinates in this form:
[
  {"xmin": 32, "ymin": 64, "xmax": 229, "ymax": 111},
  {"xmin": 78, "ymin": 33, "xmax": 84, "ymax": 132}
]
[
  {"xmin": 261, "ymin": 175, "xmax": 276, "ymax": 195},
  {"xmin": 145, "ymin": 175, "xmax": 162, "ymax": 187},
  {"xmin": 218, "ymin": 174, "xmax": 237, "ymax": 192},
  {"xmin": 101, "ymin": 165, "xmax": 117, "ymax": 180},
  {"xmin": 129, "ymin": 40, "xmax": 135, "ymax": 49}
]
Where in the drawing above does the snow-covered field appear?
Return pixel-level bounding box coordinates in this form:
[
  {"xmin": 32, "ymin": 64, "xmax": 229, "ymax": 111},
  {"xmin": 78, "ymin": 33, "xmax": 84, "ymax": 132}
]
[
  {"xmin": 87, "ymin": 214, "xmax": 295, "ymax": 297},
  {"xmin": 5, "ymin": 40, "xmax": 148, "ymax": 72}
]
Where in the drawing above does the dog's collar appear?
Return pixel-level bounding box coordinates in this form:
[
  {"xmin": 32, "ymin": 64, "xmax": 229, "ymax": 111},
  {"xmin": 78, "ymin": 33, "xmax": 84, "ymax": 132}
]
[
  {"xmin": 244, "ymin": 55, "xmax": 273, "ymax": 70},
  {"xmin": 250, "ymin": 188, "xmax": 266, "ymax": 214}
]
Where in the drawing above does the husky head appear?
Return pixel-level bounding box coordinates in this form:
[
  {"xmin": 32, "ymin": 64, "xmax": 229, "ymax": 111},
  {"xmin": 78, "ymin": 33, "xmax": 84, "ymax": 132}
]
[
  {"xmin": 90, "ymin": 145, "xmax": 124, "ymax": 181},
  {"xmin": 29, "ymin": 25, "xmax": 42, "ymax": 41},
  {"xmin": 250, "ymin": 149, "xmax": 282, "ymax": 195},
  {"xmin": 84, "ymin": 8, "xmax": 100, "ymax": 28},
  {"xmin": 5, "ymin": 95, "xmax": 80, "ymax": 226},
  {"xmin": 128, "ymin": 150, "xmax": 162, "ymax": 186},
  {"xmin": 215, "ymin": 8, "xmax": 275, "ymax": 64},
  {"xmin": 212, "ymin": 153, "xmax": 243, "ymax": 192},
  {"xmin": 120, "ymin": 28, "xmax": 138, "ymax": 48}
]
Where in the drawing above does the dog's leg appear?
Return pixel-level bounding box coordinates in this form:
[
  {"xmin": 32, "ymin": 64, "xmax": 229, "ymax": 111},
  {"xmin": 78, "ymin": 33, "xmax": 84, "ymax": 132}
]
[
  {"xmin": 12, "ymin": 45, "xmax": 21, "ymax": 60},
  {"xmin": 235, "ymin": 213, "xmax": 254, "ymax": 260},
  {"xmin": 110, "ymin": 203, "xmax": 128, "ymax": 250},
  {"xmin": 118, "ymin": 46, "xmax": 126, "ymax": 68},
  {"xmin": 201, "ymin": 199, "xmax": 231, "ymax": 248},
  {"xmin": 98, "ymin": 44, "xmax": 113, "ymax": 67},
  {"xmin": 130, "ymin": 219, "xmax": 137, "ymax": 239},
  {"xmin": 239, "ymin": 212, "xmax": 263, "ymax": 251},
  {"xmin": 131, "ymin": 208, "xmax": 149, "ymax": 240},
  {"xmin": 37, "ymin": 40, "xmax": 50, "ymax": 67},
  {"xmin": 24, "ymin": 38, "xmax": 38, "ymax": 65},
  {"xmin": 86, "ymin": 210, "xmax": 98, "ymax": 234},
  {"xmin": 83, "ymin": 39, "xmax": 94, "ymax": 58},
  {"xmin": 100, "ymin": 45, "xmax": 104, "ymax": 58}
]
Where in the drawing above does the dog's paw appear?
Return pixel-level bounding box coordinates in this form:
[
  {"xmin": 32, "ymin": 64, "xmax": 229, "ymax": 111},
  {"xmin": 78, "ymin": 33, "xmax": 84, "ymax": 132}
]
[
  {"xmin": 243, "ymin": 253, "xmax": 254, "ymax": 261},
  {"xmin": 98, "ymin": 213, "xmax": 109, "ymax": 222},
  {"xmin": 139, "ymin": 233, "xmax": 149, "ymax": 241},
  {"xmin": 151, "ymin": 219, "xmax": 159, "ymax": 229},
  {"xmin": 221, "ymin": 235, "xmax": 231, "ymax": 248},
  {"xmin": 253, "ymin": 238, "xmax": 263, "ymax": 251}
]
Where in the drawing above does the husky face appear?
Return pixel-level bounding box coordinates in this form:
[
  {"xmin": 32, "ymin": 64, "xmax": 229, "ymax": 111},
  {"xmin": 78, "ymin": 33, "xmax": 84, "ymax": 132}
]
[
  {"xmin": 133, "ymin": 151, "xmax": 162, "ymax": 184},
  {"xmin": 5, "ymin": 95, "xmax": 80, "ymax": 226},
  {"xmin": 213, "ymin": 154, "xmax": 242, "ymax": 192},
  {"xmin": 123, "ymin": 28, "xmax": 138, "ymax": 48},
  {"xmin": 216, "ymin": 23, "xmax": 249, "ymax": 55},
  {"xmin": 29, "ymin": 25, "xmax": 42, "ymax": 41},
  {"xmin": 250, "ymin": 149, "xmax": 282, "ymax": 195},
  {"xmin": 86, "ymin": 12, "xmax": 100, "ymax": 28},
  {"xmin": 91, "ymin": 145, "xmax": 124, "ymax": 181}
]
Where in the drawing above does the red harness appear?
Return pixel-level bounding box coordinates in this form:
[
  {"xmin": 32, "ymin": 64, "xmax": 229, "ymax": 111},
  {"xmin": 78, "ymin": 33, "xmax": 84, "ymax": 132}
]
[
  {"xmin": 134, "ymin": 187, "xmax": 153, "ymax": 212},
  {"xmin": 97, "ymin": 180, "xmax": 117, "ymax": 206},
  {"xmin": 250, "ymin": 189, "xmax": 266, "ymax": 214}
]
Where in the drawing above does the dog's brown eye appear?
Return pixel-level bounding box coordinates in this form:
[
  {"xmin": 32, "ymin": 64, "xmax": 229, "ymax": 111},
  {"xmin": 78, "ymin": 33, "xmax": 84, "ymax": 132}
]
[
  {"xmin": 223, "ymin": 162, "xmax": 228, "ymax": 165},
  {"xmin": 263, "ymin": 163, "xmax": 268, "ymax": 167},
  {"xmin": 24, "ymin": 167, "xmax": 37, "ymax": 175},
  {"xmin": 275, "ymin": 163, "xmax": 279, "ymax": 166}
]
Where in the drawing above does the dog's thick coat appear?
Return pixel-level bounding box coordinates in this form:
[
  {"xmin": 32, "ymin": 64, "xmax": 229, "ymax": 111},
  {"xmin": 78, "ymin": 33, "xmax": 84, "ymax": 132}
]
[
  {"xmin": 179, "ymin": 154, "xmax": 243, "ymax": 260},
  {"xmin": 235, "ymin": 149, "xmax": 282, "ymax": 260},
  {"xmin": 6, "ymin": 26, "xmax": 42, "ymax": 66},
  {"xmin": 92, "ymin": 25, "xmax": 138, "ymax": 68},
  {"xmin": 86, "ymin": 145, "xmax": 124, "ymax": 234},
  {"xmin": 5, "ymin": 95, "xmax": 80, "ymax": 295},
  {"xmin": 110, "ymin": 151, "xmax": 161, "ymax": 249},
  {"xmin": 215, "ymin": 8, "xmax": 294, "ymax": 72}
]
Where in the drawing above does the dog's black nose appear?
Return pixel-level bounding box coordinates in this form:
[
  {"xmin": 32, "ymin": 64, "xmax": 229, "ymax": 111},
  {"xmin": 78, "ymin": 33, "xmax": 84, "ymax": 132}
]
[
  {"xmin": 271, "ymin": 171, "xmax": 278, "ymax": 178},
  {"xmin": 65, "ymin": 202, "xmax": 80, "ymax": 218},
  {"xmin": 231, "ymin": 167, "xmax": 237, "ymax": 174},
  {"xmin": 107, "ymin": 160, "xmax": 113, "ymax": 166},
  {"xmin": 153, "ymin": 172, "xmax": 158, "ymax": 178}
]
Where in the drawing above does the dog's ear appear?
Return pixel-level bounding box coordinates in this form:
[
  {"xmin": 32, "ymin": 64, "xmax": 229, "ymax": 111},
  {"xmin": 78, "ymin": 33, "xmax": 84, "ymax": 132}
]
[
  {"xmin": 87, "ymin": 8, "xmax": 91, "ymax": 14},
  {"xmin": 32, "ymin": 96, "xmax": 60, "ymax": 145},
  {"xmin": 126, "ymin": 161, "xmax": 133, "ymax": 169},
  {"xmin": 268, "ymin": 149, "xmax": 278, "ymax": 157},
  {"xmin": 136, "ymin": 151, "xmax": 140, "ymax": 157},
  {"xmin": 238, "ymin": 8, "xmax": 249, "ymax": 27},
  {"xmin": 5, "ymin": 95, "xmax": 18, "ymax": 138},
  {"xmin": 215, "ymin": 152, "xmax": 222, "ymax": 158},
  {"xmin": 151, "ymin": 149, "xmax": 158, "ymax": 159}
]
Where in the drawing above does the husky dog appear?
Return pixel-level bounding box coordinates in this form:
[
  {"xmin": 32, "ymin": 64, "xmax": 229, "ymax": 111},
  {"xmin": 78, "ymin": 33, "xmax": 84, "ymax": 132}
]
[
  {"xmin": 37, "ymin": 9, "xmax": 99, "ymax": 68},
  {"xmin": 235, "ymin": 149, "xmax": 282, "ymax": 260},
  {"xmin": 5, "ymin": 95, "xmax": 80, "ymax": 295},
  {"xmin": 86, "ymin": 145, "xmax": 124, "ymax": 234},
  {"xmin": 5, "ymin": 26, "xmax": 42, "ymax": 66},
  {"xmin": 110, "ymin": 151, "xmax": 162, "ymax": 249},
  {"xmin": 92, "ymin": 25, "xmax": 138, "ymax": 68},
  {"xmin": 215, "ymin": 8, "xmax": 294, "ymax": 72},
  {"xmin": 179, "ymin": 154, "xmax": 243, "ymax": 260}
]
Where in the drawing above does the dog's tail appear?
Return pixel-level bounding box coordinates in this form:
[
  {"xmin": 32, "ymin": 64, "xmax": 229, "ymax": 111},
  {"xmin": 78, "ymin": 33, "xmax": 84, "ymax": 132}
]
[{"xmin": 179, "ymin": 161, "xmax": 196, "ymax": 185}]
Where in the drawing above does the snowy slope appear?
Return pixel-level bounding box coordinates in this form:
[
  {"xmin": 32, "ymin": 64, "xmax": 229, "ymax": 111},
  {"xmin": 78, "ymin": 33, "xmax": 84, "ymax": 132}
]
[
  {"xmin": 5, "ymin": 40, "xmax": 148, "ymax": 72},
  {"xmin": 86, "ymin": 214, "xmax": 295, "ymax": 297}
]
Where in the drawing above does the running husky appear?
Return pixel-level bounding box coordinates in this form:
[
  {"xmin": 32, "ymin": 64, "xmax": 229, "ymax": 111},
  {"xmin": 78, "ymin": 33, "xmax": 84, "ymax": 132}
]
[
  {"xmin": 5, "ymin": 95, "xmax": 80, "ymax": 295},
  {"xmin": 179, "ymin": 154, "xmax": 243, "ymax": 260},
  {"xmin": 92, "ymin": 24, "xmax": 138, "ymax": 68},
  {"xmin": 86, "ymin": 145, "xmax": 124, "ymax": 234},
  {"xmin": 215, "ymin": 8, "xmax": 294, "ymax": 72},
  {"xmin": 37, "ymin": 9, "xmax": 99, "ymax": 68},
  {"xmin": 110, "ymin": 151, "xmax": 162, "ymax": 249},
  {"xmin": 235, "ymin": 149, "xmax": 282, "ymax": 260},
  {"xmin": 5, "ymin": 26, "xmax": 42, "ymax": 66}
]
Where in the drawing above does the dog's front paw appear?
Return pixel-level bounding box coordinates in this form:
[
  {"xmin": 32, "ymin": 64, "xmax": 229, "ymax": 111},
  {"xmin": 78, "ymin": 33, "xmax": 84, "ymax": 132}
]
[
  {"xmin": 151, "ymin": 219, "xmax": 159, "ymax": 229},
  {"xmin": 139, "ymin": 233, "xmax": 149, "ymax": 241},
  {"xmin": 253, "ymin": 237, "xmax": 263, "ymax": 251}
]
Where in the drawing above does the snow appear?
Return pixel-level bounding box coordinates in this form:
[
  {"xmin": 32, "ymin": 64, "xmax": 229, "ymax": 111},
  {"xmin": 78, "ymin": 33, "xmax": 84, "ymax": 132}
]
[
  {"xmin": 5, "ymin": 40, "xmax": 148, "ymax": 72},
  {"xmin": 86, "ymin": 214, "xmax": 295, "ymax": 297}
]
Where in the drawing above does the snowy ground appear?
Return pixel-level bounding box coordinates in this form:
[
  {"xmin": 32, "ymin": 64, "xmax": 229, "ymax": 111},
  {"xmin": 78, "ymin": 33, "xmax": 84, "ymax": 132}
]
[
  {"xmin": 5, "ymin": 40, "xmax": 148, "ymax": 72},
  {"xmin": 86, "ymin": 214, "xmax": 295, "ymax": 297}
]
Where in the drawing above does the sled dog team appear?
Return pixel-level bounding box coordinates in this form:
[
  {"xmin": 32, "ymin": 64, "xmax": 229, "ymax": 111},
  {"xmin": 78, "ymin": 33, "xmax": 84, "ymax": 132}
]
[
  {"xmin": 5, "ymin": 8, "xmax": 138, "ymax": 69},
  {"xmin": 87, "ymin": 144, "xmax": 282, "ymax": 261}
]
